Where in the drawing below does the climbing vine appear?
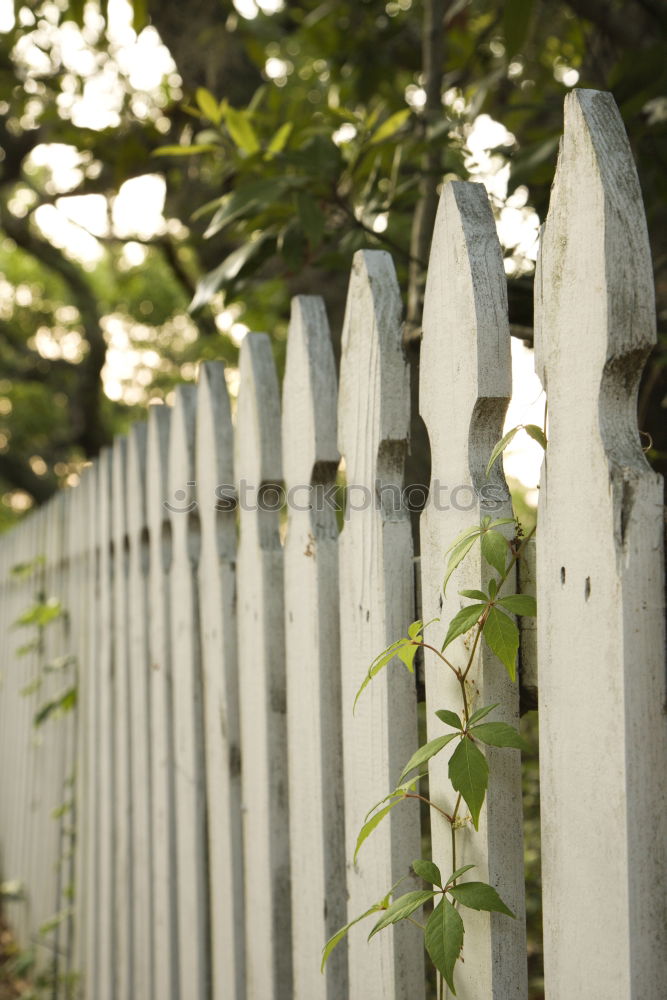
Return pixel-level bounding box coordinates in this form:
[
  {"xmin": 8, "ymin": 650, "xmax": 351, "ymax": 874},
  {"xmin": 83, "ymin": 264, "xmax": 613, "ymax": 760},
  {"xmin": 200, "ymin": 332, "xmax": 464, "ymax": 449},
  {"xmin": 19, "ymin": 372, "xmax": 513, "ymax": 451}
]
[{"xmin": 323, "ymin": 425, "xmax": 545, "ymax": 995}]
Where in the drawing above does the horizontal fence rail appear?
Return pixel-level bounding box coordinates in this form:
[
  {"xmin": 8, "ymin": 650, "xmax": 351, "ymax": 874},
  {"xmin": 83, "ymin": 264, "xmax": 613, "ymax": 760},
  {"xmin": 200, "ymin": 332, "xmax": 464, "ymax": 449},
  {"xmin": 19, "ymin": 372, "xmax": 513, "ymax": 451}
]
[{"xmin": 0, "ymin": 90, "xmax": 665, "ymax": 1000}]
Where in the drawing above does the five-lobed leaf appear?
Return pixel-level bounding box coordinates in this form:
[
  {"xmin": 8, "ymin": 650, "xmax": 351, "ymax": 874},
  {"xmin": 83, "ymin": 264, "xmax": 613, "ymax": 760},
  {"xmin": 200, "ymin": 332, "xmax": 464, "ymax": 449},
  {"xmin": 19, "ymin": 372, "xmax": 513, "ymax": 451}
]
[
  {"xmin": 399, "ymin": 732, "xmax": 459, "ymax": 783},
  {"xmin": 448, "ymin": 881, "xmax": 515, "ymax": 918},
  {"xmin": 448, "ymin": 738, "xmax": 489, "ymax": 830},
  {"xmin": 425, "ymin": 897, "xmax": 464, "ymax": 995},
  {"xmin": 368, "ymin": 890, "xmax": 436, "ymax": 938},
  {"xmin": 482, "ymin": 607, "xmax": 520, "ymax": 681}
]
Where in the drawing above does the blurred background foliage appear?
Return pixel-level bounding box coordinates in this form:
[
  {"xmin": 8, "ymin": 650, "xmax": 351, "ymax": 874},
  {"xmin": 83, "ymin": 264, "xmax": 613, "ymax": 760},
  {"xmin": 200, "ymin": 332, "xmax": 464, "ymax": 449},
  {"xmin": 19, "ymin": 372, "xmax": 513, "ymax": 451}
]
[{"xmin": 0, "ymin": 0, "xmax": 665, "ymax": 527}]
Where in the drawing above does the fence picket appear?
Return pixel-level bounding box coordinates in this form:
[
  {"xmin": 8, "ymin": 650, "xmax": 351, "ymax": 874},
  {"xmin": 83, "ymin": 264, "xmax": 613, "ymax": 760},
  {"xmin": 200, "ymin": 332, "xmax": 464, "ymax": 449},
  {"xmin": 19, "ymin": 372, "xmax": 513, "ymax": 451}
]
[
  {"xmin": 337, "ymin": 250, "xmax": 424, "ymax": 999},
  {"xmin": 111, "ymin": 438, "xmax": 133, "ymax": 999},
  {"xmin": 195, "ymin": 362, "xmax": 245, "ymax": 1000},
  {"xmin": 419, "ymin": 181, "xmax": 527, "ymax": 999},
  {"xmin": 168, "ymin": 385, "xmax": 210, "ymax": 1000},
  {"xmin": 534, "ymin": 88, "xmax": 667, "ymax": 998},
  {"xmin": 235, "ymin": 333, "xmax": 292, "ymax": 1000},
  {"xmin": 125, "ymin": 422, "xmax": 153, "ymax": 1000},
  {"xmin": 146, "ymin": 404, "xmax": 179, "ymax": 999},
  {"xmin": 282, "ymin": 296, "xmax": 347, "ymax": 999}
]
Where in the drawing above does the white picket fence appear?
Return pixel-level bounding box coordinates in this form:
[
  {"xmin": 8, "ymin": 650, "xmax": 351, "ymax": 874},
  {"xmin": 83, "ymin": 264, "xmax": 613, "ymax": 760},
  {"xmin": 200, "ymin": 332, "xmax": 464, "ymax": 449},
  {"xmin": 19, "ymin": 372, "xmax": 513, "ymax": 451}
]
[{"xmin": 0, "ymin": 89, "xmax": 665, "ymax": 1000}]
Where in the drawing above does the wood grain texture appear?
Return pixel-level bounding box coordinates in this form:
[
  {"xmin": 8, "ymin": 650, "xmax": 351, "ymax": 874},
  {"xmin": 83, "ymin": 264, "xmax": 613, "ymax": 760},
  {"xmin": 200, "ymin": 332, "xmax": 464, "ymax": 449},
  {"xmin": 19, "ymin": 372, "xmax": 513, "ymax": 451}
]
[
  {"xmin": 534, "ymin": 88, "xmax": 667, "ymax": 998},
  {"xmin": 282, "ymin": 296, "xmax": 347, "ymax": 999},
  {"xmin": 235, "ymin": 333, "xmax": 292, "ymax": 1000},
  {"xmin": 196, "ymin": 361, "xmax": 245, "ymax": 1000},
  {"xmin": 337, "ymin": 250, "xmax": 424, "ymax": 1000},
  {"xmin": 419, "ymin": 181, "xmax": 527, "ymax": 1000}
]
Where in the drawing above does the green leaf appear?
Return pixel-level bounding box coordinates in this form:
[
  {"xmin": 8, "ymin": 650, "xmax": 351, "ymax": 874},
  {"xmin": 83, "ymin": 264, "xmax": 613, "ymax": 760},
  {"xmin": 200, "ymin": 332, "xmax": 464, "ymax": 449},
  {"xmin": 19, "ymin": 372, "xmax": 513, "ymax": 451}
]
[
  {"xmin": 445, "ymin": 864, "xmax": 476, "ymax": 886},
  {"xmin": 412, "ymin": 859, "xmax": 442, "ymax": 886},
  {"xmin": 488, "ymin": 577, "xmax": 498, "ymax": 599},
  {"xmin": 353, "ymin": 639, "xmax": 404, "ymax": 710},
  {"xmin": 448, "ymin": 881, "xmax": 515, "ymax": 917},
  {"xmin": 15, "ymin": 600, "xmax": 62, "ymax": 629},
  {"xmin": 203, "ymin": 180, "xmax": 281, "ymax": 238},
  {"xmin": 370, "ymin": 108, "xmax": 411, "ymax": 145},
  {"xmin": 266, "ymin": 121, "xmax": 293, "ymax": 155},
  {"xmin": 321, "ymin": 903, "xmax": 383, "ymax": 970},
  {"xmin": 480, "ymin": 529, "xmax": 509, "ymax": 577},
  {"xmin": 424, "ymin": 898, "xmax": 464, "ymax": 995},
  {"xmin": 355, "ymin": 800, "xmax": 400, "ymax": 861},
  {"xmin": 296, "ymin": 191, "xmax": 324, "ymax": 247},
  {"xmin": 368, "ymin": 890, "xmax": 436, "ymax": 938},
  {"xmin": 435, "ymin": 709, "xmax": 463, "ymax": 730},
  {"xmin": 471, "ymin": 722, "xmax": 529, "ymax": 751},
  {"xmin": 524, "ymin": 423, "xmax": 547, "ymax": 450},
  {"xmin": 448, "ymin": 738, "xmax": 489, "ymax": 830},
  {"xmin": 224, "ymin": 106, "xmax": 260, "ymax": 154},
  {"xmin": 498, "ymin": 594, "xmax": 536, "ymax": 617},
  {"xmin": 397, "ymin": 642, "xmax": 418, "ymax": 673},
  {"xmin": 486, "ymin": 426, "xmax": 520, "ymax": 476},
  {"xmin": 190, "ymin": 235, "xmax": 273, "ymax": 310},
  {"xmin": 443, "ymin": 532, "xmax": 480, "ymax": 594},
  {"xmin": 362, "ymin": 779, "xmax": 416, "ymax": 824},
  {"xmin": 399, "ymin": 732, "xmax": 459, "ymax": 783},
  {"xmin": 503, "ymin": 0, "xmax": 534, "ymax": 57},
  {"xmin": 196, "ymin": 87, "xmax": 222, "ymax": 125},
  {"xmin": 482, "ymin": 607, "xmax": 519, "ymax": 681},
  {"xmin": 152, "ymin": 144, "xmax": 219, "ymax": 157},
  {"xmin": 467, "ymin": 703, "xmax": 499, "ymax": 726},
  {"xmin": 459, "ymin": 589, "xmax": 488, "ymax": 601},
  {"xmin": 442, "ymin": 604, "xmax": 486, "ymax": 650}
]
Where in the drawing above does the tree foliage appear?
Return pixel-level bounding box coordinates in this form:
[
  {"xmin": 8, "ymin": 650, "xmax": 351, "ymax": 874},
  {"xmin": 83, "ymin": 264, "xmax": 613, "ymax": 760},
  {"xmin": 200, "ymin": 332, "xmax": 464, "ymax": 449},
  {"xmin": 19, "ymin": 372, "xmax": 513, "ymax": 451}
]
[{"xmin": 1, "ymin": 0, "xmax": 666, "ymax": 524}]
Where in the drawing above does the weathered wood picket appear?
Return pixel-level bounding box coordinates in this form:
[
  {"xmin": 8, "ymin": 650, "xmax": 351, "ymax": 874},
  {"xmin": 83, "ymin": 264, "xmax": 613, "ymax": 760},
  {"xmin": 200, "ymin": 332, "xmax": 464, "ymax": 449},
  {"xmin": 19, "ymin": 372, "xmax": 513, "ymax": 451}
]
[{"xmin": 0, "ymin": 90, "xmax": 665, "ymax": 1000}]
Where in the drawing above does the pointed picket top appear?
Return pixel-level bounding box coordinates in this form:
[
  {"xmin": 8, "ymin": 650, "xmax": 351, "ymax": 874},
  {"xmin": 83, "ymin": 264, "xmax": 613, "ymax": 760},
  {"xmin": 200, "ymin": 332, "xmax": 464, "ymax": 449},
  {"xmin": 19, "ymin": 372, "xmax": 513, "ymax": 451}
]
[
  {"xmin": 196, "ymin": 362, "xmax": 234, "ymax": 535},
  {"xmin": 419, "ymin": 181, "xmax": 526, "ymax": 999},
  {"xmin": 535, "ymin": 89, "xmax": 667, "ymax": 997},
  {"xmin": 535, "ymin": 89, "xmax": 655, "ymax": 395},
  {"xmin": 337, "ymin": 249, "xmax": 423, "ymax": 1000},
  {"xmin": 196, "ymin": 361, "xmax": 245, "ymax": 1000},
  {"xmin": 235, "ymin": 333, "xmax": 282, "ymax": 491},
  {"xmin": 168, "ymin": 384, "xmax": 198, "ymax": 533},
  {"xmin": 282, "ymin": 296, "xmax": 346, "ymax": 1000},
  {"xmin": 421, "ymin": 181, "xmax": 511, "ymax": 484},
  {"xmin": 337, "ymin": 249, "xmax": 409, "ymax": 482},
  {"xmin": 146, "ymin": 404, "xmax": 171, "ymax": 533},
  {"xmin": 126, "ymin": 422, "xmax": 148, "ymax": 539},
  {"xmin": 282, "ymin": 295, "xmax": 338, "ymax": 490}
]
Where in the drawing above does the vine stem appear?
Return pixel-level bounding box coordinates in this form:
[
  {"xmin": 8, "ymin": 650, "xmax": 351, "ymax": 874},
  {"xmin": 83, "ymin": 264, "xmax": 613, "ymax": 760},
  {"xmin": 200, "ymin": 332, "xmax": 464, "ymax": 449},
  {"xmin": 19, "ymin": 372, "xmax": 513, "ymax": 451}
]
[{"xmin": 405, "ymin": 791, "xmax": 452, "ymax": 823}]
